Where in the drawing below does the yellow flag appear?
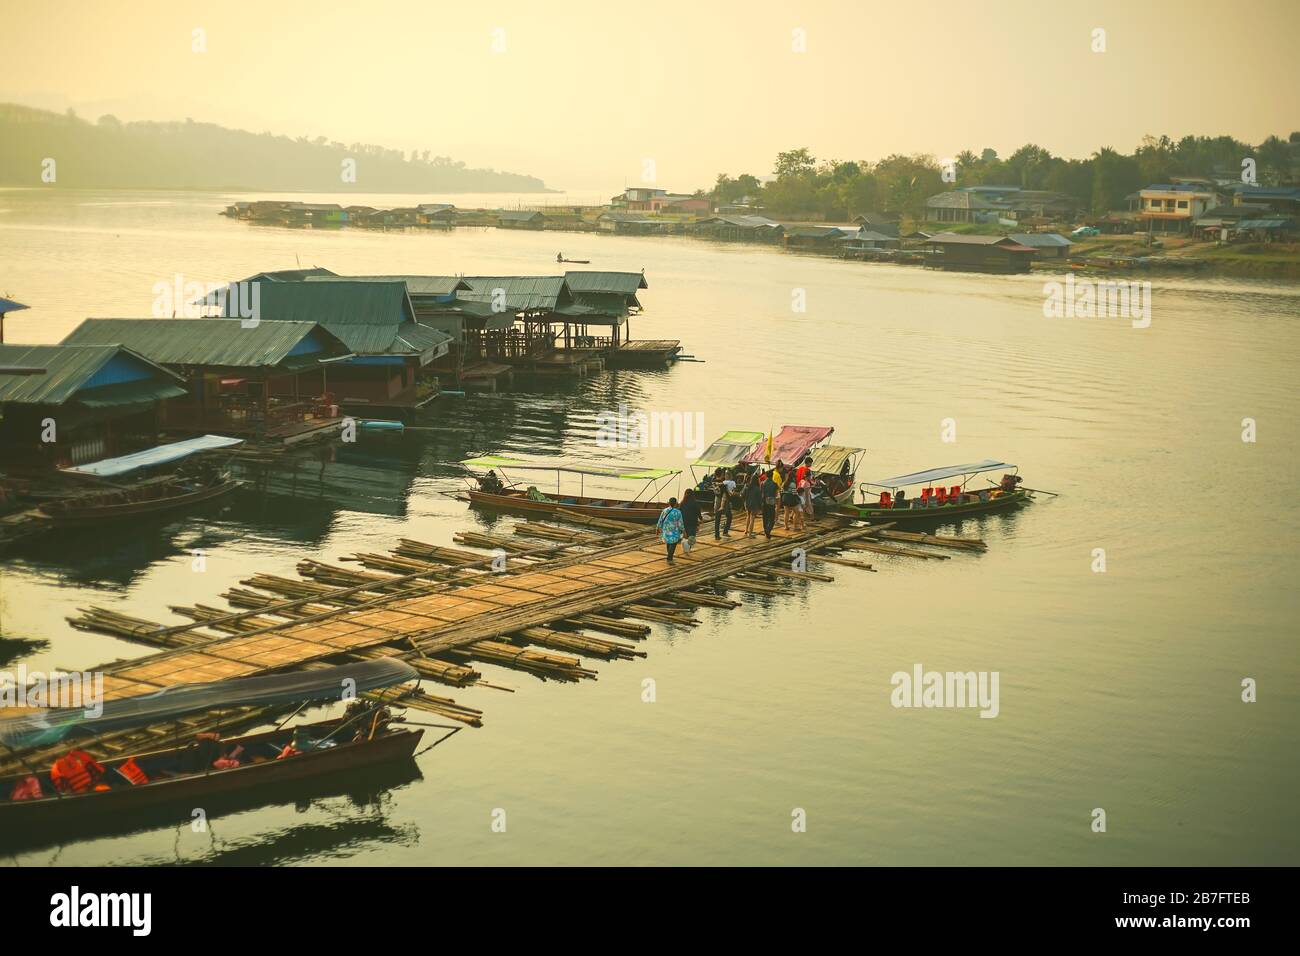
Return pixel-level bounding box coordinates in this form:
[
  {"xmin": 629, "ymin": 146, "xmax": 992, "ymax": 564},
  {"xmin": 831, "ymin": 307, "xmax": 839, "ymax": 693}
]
[{"xmin": 764, "ymin": 429, "xmax": 773, "ymax": 463}]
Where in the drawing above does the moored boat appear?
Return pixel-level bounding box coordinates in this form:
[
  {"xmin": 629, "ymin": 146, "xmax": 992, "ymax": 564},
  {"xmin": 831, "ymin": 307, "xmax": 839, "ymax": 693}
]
[
  {"xmin": 37, "ymin": 470, "xmax": 241, "ymax": 526},
  {"xmin": 461, "ymin": 455, "xmax": 681, "ymax": 524},
  {"xmin": 834, "ymin": 459, "xmax": 1033, "ymax": 526},
  {"xmin": 0, "ymin": 660, "xmax": 444, "ymax": 838}
]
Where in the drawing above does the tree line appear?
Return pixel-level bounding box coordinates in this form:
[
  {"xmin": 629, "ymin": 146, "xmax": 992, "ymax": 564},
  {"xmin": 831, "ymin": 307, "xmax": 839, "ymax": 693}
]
[
  {"xmin": 709, "ymin": 134, "xmax": 1300, "ymax": 221},
  {"xmin": 0, "ymin": 103, "xmax": 548, "ymax": 192}
]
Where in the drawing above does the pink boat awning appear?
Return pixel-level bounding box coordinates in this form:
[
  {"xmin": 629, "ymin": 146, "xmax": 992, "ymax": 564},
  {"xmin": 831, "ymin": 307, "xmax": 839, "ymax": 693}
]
[{"xmin": 743, "ymin": 425, "xmax": 834, "ymax": 465}]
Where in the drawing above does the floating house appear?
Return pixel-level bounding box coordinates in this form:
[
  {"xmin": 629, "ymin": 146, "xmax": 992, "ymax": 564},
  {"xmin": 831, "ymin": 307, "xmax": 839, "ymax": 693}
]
[
  {"xmin": 1008, "ymin": 232, "xmax": 1074, "ymax": 259},
  {"xmin": 838, "ymin": 228, "xmax": 903, "ymax": 257},
  {"xmin": 304, "ymin": 275, "xmax": 514, "ymax": 391},
  {"xmin": 496, "ymin": 210, "xmax": 547, "ymax": 230},
  {"xmin": 60, "ymin": 318, "xmax": 353, "ymax": 443},
  {"xmin": 923, "ymin": 234, "xmax": 1035, "ymax": 274},
  {"xmin": 690, "ymin": 215, "xmax": 784, "ymax": 241},
  {"xmin": 851, "ymin": 212, "xmax": 900, "ymax": 236},
  {"xmin": 0, "ymin": 343, "xmax": 187, "ymax": 466},
  {"xmin": 783, "ymin": 225, "xmax": 856, "ymax": 249},
  {"xmin": 247, "ymin": 280, "xmax": 453, "ymax": 421}
]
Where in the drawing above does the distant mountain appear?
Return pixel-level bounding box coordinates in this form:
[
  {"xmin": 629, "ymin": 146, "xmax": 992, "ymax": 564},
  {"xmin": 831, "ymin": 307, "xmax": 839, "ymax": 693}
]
[{"xmin": 0, "ymin": 103, "xmax": 548, "ymax": 193}]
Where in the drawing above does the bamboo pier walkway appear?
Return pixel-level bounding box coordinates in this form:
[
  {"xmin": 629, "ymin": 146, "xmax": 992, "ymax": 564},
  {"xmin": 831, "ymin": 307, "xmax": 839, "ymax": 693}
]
[{"xmin": 0, "ymin": 511, "xmax": 987, "ymax": 775}]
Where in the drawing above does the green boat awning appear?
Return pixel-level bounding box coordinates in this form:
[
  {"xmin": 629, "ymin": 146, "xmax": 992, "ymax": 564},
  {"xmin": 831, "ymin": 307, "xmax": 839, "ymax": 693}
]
[
  {"xmin": 692, "ymin": 430, "xmax": 764, "ymax": 468},
  {"xmin": 461, "ymin": 455, "xmax": 678, "ymax": 480}
]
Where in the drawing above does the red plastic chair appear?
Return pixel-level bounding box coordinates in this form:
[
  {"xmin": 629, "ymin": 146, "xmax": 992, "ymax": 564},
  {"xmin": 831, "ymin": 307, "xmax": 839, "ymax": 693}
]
[
  {"xmin": 949, "ymin": 485, "xmax": 961, "ymax": 502},
  {"xmin": 920, "ymin": 487, "xmax": 932, "ymax": 503},
  {"xmin": 878, "ymin": 491, "xmax": 892, "ymax": 509},
  {"xmin": 935, "ymin": 487, "xmax": 948, "ymax": 504}
]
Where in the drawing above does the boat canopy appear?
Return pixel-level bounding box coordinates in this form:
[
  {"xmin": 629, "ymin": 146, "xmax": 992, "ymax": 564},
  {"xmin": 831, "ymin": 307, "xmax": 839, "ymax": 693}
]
[
  {"xmin": 0, "ymin": 659, "xmax": 419, "ymax": 751},
  {"xmin": 871, "ymin": 460, "xmax": 1016, "ymax": 488},
  {"xmin": 807, "ymin": 444, "xmax": 865, "ymax": 475},
  {"xmin": 742, "ymin": 425, "xmax": 835, "ymax": 465},
  {"xmin": 461, "ymin": 455, "xmax": 678, "ymax": 481},
  {"xmin": 61, "ymin": 435, "xmax": 245, "ymax": 479},
  {"xmin": 692, "ymin": 430, "xmax": 764, "ymax": 468}
]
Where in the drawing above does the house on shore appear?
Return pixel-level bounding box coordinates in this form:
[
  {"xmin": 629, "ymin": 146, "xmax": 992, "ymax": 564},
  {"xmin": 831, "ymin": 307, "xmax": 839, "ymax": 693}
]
[
  {"xmin": 1137, "ymin": 184, "xmax": 1223, "ymax": 233},
  {"xmin": 0, "ymin": 343, "xmax": 187, "ymax": 466},
  {"xmin": 59, "ymin": 319, "xmax": 353, "ymax": 443},
  {"xmin": 923, "ymin": 234, "xmax": 1035, "ymax": 273}
]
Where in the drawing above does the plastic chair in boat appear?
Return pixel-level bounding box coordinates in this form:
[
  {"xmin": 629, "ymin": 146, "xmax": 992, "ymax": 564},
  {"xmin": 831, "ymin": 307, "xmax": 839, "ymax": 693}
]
[
  {"xmin": 949, "ymin": 485, "xmax": 962, "ymax": 503},
  {"xmin": 878, "ymin": 491, "xmax": 893, "ymax": 510},
  {"xmin": 934, "ymin": 487, "xmax": 948, "ymax": 505},
  {"xmin": 920, "ymin": 487, "xmax": 933, "ymax": 507}
]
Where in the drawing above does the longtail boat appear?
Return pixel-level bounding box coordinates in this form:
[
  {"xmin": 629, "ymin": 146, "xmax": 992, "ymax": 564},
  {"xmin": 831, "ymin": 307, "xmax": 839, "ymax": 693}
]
[
  {"xmin": 0, "ymin": 660, "xmax": 447, "ymax": 839},
  {"xmin": 461, "ymin": 455, "xmax": 681, "ymax": 523},
  {"xmin": 37, "ymin": 470, "xmax": 241, "ymax": 527},
  {"xmin": 833, "ymin": 459, "xmax": 1032, "ymax": 526}
]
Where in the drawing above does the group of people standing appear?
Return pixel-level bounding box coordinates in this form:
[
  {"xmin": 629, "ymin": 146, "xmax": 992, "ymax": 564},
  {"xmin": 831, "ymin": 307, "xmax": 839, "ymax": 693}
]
[{"xmin": 655, "ymin": 456, "xmax": 819, "ymax": 564}]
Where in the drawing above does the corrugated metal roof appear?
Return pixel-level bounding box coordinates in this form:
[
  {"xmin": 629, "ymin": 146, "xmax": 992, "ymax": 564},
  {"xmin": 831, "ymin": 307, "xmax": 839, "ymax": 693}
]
[
  {"xmin": 563, "ymin": 271, "xmax": 648, "ymax": 293},
  {"xmin": 924, "ymin": 233, "xmax": 1024, "ymax": 246},
  {"xmin": 305, "ymin": 275, "xmax": 472, "ymax": 296},
  {"xmin": 240, "ymin": 268, "xmax": 337, "ymax": 283},
  {"xmin": 0, "ymin": 343, "xmax": 184, "ymax": 405},
  {"xmin": 1009, "ymin": 233, "xmax": 1073, "ymax": 248},
  {"xmin": 461, "ymin": 276, "xmax": 572, "ymax": 311},
  {"xmin": 926, "ymin": 192, "xmax": 998, "ymax": 209},
  {"xmin": 252, "ymin": 280, "xmax": 452, "ymax": 356},
  {"xmin": 497, "ymin": 210, "xmax": 544, "ymax": 221},
  {"xmin": 61, "ymin": 318, "xmax": 351, "ymax": 368},
  {"xmin": 1235, "ymin": 219, "xmax": 1295, "ymax": 229},
  {"xmin": 257, "ymin": 280, "xmax": 416, "ymax": 325}
]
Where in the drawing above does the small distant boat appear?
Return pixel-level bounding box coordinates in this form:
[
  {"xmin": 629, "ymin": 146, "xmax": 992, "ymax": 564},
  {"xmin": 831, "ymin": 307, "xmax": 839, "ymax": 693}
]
[
  {"xmin": 558, "ymin": 258, "xmax": 590, "ymax": 264},
  {"xmin": 834, "ymin": 460, "xmax": 1033, "ymax": 526},
  {"xmin": 460, "ymin": 455, "xmax": 680, "ymax": 523}
]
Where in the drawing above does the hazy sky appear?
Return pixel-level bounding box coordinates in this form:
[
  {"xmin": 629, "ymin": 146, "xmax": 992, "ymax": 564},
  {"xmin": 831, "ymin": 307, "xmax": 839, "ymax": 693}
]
[{"xmin": 3, "ymin": 0, "xmax": 1298, "ymax": 194}]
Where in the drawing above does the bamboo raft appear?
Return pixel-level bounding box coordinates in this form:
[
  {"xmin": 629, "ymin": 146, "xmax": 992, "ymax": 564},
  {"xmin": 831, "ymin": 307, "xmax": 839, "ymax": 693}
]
[{"xmin": 0, "ymin": 513, "xmax": 988, "ymax": 776}]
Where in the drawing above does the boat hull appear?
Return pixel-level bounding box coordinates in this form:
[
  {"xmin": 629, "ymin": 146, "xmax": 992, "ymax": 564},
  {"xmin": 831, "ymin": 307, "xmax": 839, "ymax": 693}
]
[
  {"xmin": 0, "ymin": 724, "xmax": 423, "ymax": 835},
  {"xmin": 39, "ymin": 478, "xmax": 241, "ymax": 526},
  {"xmin": 468, "ymin": 488, "xmax": 667, "ymax": 523},
  {"xmin": 835, "ymin": 491, "xmax": 1030, "ymax": 526}
]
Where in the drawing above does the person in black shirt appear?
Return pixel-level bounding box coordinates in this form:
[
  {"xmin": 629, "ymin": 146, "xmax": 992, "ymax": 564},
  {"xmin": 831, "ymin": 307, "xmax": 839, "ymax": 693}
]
[
  {"xmin": 760, "ymin": 471, "xmax": 778, "ymax": 539},
  {"xmin": 742, "ymin": 472, "xmax": 762, "ymax": 537},
  {"xmin": 680, "ymin": 488, "xmax": 702, "ymax": 553}
]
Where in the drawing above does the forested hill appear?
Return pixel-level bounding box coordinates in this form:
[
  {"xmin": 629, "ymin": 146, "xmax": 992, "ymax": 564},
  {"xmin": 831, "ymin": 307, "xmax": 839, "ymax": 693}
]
[{"xmin": 0, "ymin": 103, "xmax": 548, "ymax": 192}]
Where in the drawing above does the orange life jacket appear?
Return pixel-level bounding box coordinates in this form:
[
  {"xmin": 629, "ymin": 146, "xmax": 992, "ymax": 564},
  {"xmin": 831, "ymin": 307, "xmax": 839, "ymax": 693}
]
[
  {"xmin": 10, "ymin": 775, "xmax": 43, "ymax": 801},
  {"xmin": 117, "ymin": 757, "xmax": 149, "ymax": 786},
  {"xmin": 50, "ymin": 749, "xmax": 107, "ymax": 794}
]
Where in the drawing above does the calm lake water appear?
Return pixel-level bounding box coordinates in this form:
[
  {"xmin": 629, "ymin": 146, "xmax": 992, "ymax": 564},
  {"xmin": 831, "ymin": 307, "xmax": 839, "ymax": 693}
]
[{"xmin": 1, "ymin": 188, "xmax": 1297, "ymax": 866}]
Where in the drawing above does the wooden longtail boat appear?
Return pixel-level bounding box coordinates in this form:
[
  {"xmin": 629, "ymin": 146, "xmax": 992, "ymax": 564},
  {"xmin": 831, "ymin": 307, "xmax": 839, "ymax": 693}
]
[
  {"xmin": 0, "ymin": 660, "xmax": 448, "ymax": 839},
  {"xmin": 37, "ymin": 472, "xmax": 241, "ymax": 526},
  {"xmin": 461, "ymin": 455, "xmax": 680, "ymax": 524},
  {"xmin": 834, "ymin": 459, "xmax": 1033, "ymax": 527}
]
